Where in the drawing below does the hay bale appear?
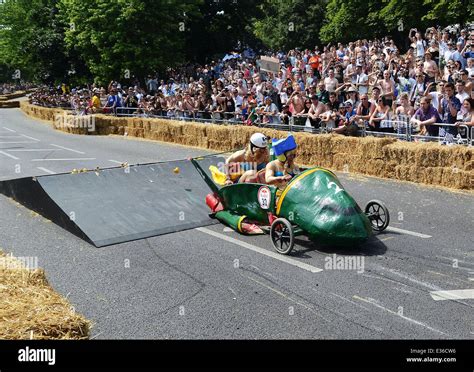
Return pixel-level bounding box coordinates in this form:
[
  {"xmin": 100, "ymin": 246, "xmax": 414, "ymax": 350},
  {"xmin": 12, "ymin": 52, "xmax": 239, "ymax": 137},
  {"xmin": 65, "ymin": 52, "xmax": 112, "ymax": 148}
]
[
  {"xmin": 0, "ymin": 101, "xmax": 20, "ymax": 108},
  {"xmin": 0, "ymin": 250, "xmax": 91, "ymax": 339}
]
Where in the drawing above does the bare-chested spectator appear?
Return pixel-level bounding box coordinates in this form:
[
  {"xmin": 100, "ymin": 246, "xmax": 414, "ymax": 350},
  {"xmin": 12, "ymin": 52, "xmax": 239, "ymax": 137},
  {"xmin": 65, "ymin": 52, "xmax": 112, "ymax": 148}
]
[{"xmin": 324, "ymin": 69, "xmax": 339, "ymax": 93}]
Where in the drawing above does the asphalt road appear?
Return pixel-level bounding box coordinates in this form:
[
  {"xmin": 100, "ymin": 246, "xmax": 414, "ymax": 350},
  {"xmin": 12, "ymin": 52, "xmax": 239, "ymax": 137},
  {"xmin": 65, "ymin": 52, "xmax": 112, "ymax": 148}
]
[{"xmin": 0, "ymin": 107, "xmax": 473, "ymax": 339}]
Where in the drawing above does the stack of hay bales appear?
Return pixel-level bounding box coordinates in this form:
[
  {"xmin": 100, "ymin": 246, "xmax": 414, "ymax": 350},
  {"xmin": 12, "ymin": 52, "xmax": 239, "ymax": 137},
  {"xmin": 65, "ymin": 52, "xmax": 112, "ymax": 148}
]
[
  {"xmin": 0, "ymin": 250, "xmax": 91, "ymax": 339},
  {"xmin": 0, "ymin": 91, "xmax": 27, "ymax": 101},
  {"xmin": 0, "ymin": 101, "xmax": 20, "ymax": 108},
  {"xmin": 19, "ymin": 102, "xmax": 474, "ymax": 190}
]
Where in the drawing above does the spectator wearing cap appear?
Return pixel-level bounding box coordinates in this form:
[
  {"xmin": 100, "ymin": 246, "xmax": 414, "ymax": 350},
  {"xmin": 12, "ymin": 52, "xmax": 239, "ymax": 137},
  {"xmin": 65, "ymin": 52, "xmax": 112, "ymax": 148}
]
[
  {"xmin": 411, "ymin": 96, "xmax": 441, "ymax": 136},
  {"xmin": 89, "ymin": 88, "xmax": 101, "ymax": 113},
  {"xmin": 344, "ymin": 85, "xmax": 359, "ymax": 107},
  {"xmin": 333, "ymin": 101, "xmax": 359, "ymax": 136}
]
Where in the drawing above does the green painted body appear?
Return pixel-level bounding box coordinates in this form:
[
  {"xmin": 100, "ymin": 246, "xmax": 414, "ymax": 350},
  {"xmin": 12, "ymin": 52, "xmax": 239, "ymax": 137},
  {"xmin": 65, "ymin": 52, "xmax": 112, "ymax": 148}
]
[
  {"xmin": 217, "ymin": 168, "xmax": 373, "ymax": 245},
  {"xmin": 277, "ymin": 168, "xmax": 373, "ymax": 245},
  {"xmin": 218, "ymin": 183, "xmax": 278, "ymax": 224}
]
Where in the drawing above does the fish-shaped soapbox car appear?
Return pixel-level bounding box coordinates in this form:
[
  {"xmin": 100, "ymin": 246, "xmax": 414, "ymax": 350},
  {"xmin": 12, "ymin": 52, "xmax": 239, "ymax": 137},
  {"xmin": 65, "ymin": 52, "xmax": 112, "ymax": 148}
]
[{"xmin": 192, "ymin": 158, "xmax": 390, "ymax": 255}]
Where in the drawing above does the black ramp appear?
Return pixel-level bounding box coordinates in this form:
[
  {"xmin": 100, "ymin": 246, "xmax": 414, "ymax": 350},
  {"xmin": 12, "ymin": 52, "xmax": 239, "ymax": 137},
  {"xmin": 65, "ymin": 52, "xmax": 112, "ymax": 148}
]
[{"xmin": 0, "ymin": 157, "xmax": 222, "ymax": 247}]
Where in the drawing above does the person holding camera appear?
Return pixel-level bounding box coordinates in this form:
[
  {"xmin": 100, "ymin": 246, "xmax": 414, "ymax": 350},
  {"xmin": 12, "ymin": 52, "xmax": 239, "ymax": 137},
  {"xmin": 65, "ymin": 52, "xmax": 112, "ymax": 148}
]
[{"xmin": 439, "ymin": 82, "xmax": 462, "ymax": 137}]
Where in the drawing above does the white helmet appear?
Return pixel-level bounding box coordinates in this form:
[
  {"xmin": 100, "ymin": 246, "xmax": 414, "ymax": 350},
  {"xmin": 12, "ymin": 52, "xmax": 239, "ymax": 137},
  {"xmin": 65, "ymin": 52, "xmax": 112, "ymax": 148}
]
[{"xmin": 250, "ymin": 133, "xmax": 268, "ymax": 149}]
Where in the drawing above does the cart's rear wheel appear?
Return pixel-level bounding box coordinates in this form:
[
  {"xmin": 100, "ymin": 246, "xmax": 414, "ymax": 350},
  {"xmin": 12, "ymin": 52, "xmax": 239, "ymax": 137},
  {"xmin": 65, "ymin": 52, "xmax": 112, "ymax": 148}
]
[
  {"xmin": 365, "ymin": 200, "xmax": 390, "ymax": 232},
  {"xmin": 270, "ymin": 218, "xmax": 295, "ymax": 255}
]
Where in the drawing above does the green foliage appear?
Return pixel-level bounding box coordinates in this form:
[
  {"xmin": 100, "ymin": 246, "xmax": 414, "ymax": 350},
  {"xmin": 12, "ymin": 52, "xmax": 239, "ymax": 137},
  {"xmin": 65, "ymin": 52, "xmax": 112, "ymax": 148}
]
[
  {"xmin": 184, "ymin": 0, "xmax": 264, "ymax": 62},
  {"xmin": 319, "ymin": 0, "xmax": 386, "ymax": 44},
  {"xmin": 423, "ymin": 0, "xmax": 474, "ymax": 26},
  {"xmin": 254, "ymin": 0, "xmax": 326, "ymax": 50},
  {"xmin": 0, "ymin": 0, "xmax": 472, "ymax": 84},
  {"xmin": 60, "ymin": 0, "xmax": 197, "ymax": 84},
  {"xmin": 0, "ymin": 0, "xmax": 71, "ymax": 83}
]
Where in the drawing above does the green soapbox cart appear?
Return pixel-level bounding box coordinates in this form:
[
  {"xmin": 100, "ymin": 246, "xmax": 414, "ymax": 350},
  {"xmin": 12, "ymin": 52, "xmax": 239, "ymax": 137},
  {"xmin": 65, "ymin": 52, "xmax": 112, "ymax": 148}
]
[{"xmin": 192, "ymin": 158, "xmax": 390, "ymax": 255}]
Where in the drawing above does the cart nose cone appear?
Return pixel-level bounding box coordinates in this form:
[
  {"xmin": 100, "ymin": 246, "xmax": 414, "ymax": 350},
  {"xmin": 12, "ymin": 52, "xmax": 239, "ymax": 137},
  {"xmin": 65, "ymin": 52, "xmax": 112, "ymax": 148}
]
[{"xmin": 319, "ymin": 211, "xmax": 372, "ymax": 243}]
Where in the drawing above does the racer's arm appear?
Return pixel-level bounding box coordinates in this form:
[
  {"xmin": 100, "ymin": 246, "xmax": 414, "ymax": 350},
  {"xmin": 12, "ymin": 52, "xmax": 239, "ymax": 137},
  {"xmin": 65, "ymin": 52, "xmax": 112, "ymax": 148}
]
[
  {"xmin": 224, "ymin": 150, "xmax": 245, "ymax": 184},
  {"xmin": 265, "ymin": 163, "xmax": 291, "ymax": 185}
]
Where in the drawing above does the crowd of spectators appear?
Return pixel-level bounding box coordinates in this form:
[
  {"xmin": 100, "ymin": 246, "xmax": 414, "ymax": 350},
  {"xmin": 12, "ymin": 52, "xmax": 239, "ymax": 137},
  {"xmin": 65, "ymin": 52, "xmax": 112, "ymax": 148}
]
[
  {"xmin": 28, "ymin": 24, "xmax": 474, "ymax": 142},
  {"xmin": 1, "ymin": 83, "xmax": 35, "ymax": 95}
]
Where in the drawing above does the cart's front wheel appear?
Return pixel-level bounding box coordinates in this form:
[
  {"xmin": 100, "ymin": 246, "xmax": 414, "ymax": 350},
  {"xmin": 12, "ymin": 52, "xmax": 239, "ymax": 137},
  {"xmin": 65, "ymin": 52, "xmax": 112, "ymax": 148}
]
[
  {"xmin": 270, "ymin": 218, "xmax": 295, "ymax": 255},
  {"xmin": 365, "ymin": 200, "xmax": 390, "ymax": 232}
]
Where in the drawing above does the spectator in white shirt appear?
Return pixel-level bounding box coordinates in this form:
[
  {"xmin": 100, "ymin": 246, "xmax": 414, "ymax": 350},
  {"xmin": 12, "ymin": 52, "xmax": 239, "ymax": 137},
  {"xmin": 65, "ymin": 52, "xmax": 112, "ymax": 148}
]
[{"xmin": 354, "ymin": 64, "xmax": 368, "ymax": 95}]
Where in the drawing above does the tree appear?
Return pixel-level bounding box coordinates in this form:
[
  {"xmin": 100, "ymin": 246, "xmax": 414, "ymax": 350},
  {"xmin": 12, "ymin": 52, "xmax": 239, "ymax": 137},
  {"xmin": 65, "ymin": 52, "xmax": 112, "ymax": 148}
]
[
  {"xmin": 60, "ymin": 0, "xmax": 198, "ymax": 84},
  {"xmin": 254, "ymin": 0, "xmax": 327, "ymax": 51},
  {"xmin": 0, "ymin": 0, "xmax": 73, "ymax": 83},
  {"xmin": 319, "ymin": 0, "xmax": 386, "ymax": 44},
  {"xmin": 184, "ymin": 0, "xmax": 264, "ymax": 63},
  {"xmin": 423, "ymin": 0, "xmax": 474, "ymax": 26}
]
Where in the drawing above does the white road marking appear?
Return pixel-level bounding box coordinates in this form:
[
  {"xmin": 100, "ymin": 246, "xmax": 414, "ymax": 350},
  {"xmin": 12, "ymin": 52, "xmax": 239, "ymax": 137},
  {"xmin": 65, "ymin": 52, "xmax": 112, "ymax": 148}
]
[
  {"xmin": 36, "ymin": 167, "xmax": 56, "ymax": 174},
  {"xmin": 430, "ymin": 289, "xmax": 474, "ymax": 301},
  {"xmin": 353, "ymin": 295, "xmax": 446, "ymax": 335},
  {"xmin": 50, "ymin": 144, "xmax": 85, "ymax": 154},
  {"xmin": 31, "ymin": 158, "xmax": 96, "ymax": 162},
  {"xmin": 0, "ymin": 150, "xmax": 19, "ymax": 160},
  {"xmin": 7, "ymin": 149, "xmax": 61, "ymax": 152},
  {"xmin": 0, "ymin": 141, "xmax": 36, "ymax": 144},
  {"xmin": 376, "ymin": 266, "xmax": 441, "ymax": 291},
  {"xmin": 196, "ymin": 227, "xmax": 323, "ymax": 273},
  {"xmin": 386, "ymin": 226, "xmax": 431, "ymax": 239},
  {"xmin": 328, "ymin": 292, "xmax": 372, "ymax": 311},
  {"xmin": 20, "ymin": 134, "xmax": 40, "ymax": 141},
  {"xmin": 2, "ymin": 127, "xmax": 16, "ymax": 132},
  {"xmin": 0, "ymin": 135, "xmax": 23, "ymax": 138},
  {"xmin": 108, "ymin": 160, "xmax": 124, "ymax": 165},
  {"xmin": 228, "ymin": 287, "xmax": 237, "ymax": 297},
  {"xmin": 468, "ymin": 278, "xmax": 474, "ymax": 281}
]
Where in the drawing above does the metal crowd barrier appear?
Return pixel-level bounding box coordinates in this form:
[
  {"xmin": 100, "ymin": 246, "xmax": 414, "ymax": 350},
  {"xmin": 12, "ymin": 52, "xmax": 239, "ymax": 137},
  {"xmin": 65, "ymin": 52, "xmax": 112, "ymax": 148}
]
[
  {"xmin": 409, "ymin": 122, "xmax": 471, "ymax": 145},
  {"xmin": 28, "ymin": 103, "xmax": 473, "ymax": 146}
]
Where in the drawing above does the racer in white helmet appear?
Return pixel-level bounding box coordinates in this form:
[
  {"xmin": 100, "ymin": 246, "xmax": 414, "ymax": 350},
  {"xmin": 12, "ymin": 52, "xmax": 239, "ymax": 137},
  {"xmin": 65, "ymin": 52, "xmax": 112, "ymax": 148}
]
[{"xmin": 223, "ymin": 133, "xmax": 269, "ymax": 185}]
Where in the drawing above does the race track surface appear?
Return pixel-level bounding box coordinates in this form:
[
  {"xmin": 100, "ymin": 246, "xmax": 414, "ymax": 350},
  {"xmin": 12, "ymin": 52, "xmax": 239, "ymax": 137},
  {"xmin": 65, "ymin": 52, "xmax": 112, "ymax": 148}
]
[{"xmin": 1, "ymin": 108, "xmax": 473, "ymax": 339}]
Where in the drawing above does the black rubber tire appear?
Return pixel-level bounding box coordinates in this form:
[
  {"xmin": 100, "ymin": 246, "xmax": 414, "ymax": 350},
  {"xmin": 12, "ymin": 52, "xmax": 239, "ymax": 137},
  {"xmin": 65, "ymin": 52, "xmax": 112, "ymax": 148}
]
[
  {"xmin": 365, "ymin": 200, "xmax": 390, "ymax": 232},
  {"xmin": 270, "ymin": 218, "xmax": 295, "ymax": 255}
]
